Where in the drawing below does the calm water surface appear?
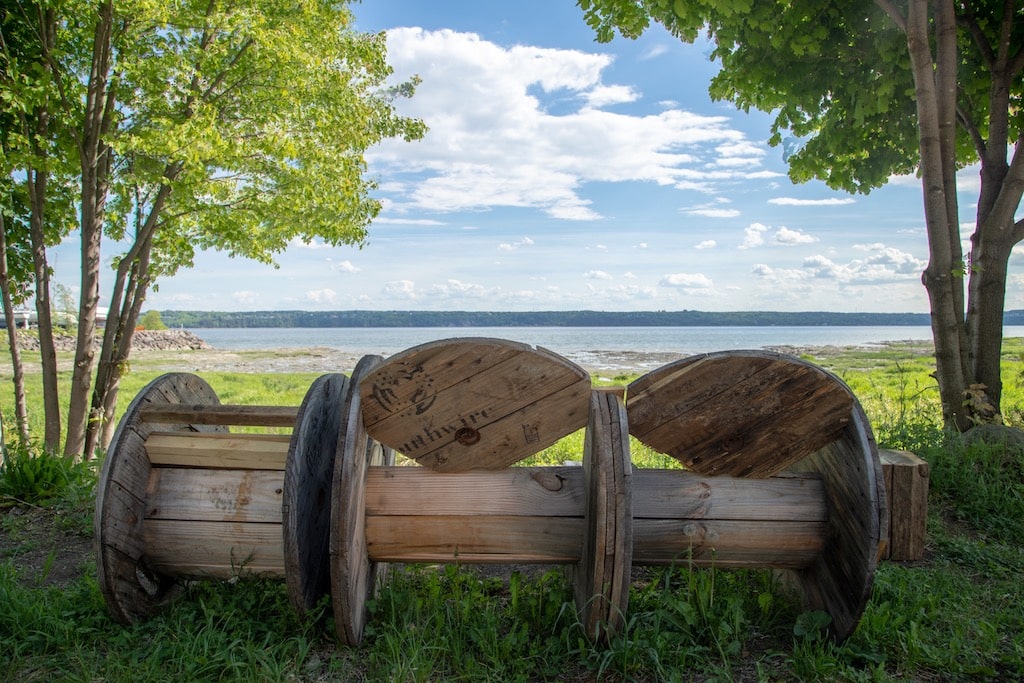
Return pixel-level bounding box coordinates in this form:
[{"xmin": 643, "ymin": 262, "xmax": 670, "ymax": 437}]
[{"xmin": 190, "ymin": 325, "xmax": 1024, "ymax": 358}]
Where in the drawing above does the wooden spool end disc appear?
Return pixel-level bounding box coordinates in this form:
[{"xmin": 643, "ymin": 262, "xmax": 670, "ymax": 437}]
[
  {"xmin": 573, "ymin": 390, "xmax": 633, "ymax": 643},
  {"xmin": 95, "ymin": 373, "xmax": 225, "ymax": 624},
  {"xmin": 283, "ymin": 373, "xmax": 349, "ymax": 618},
  {"xmin": 786, "ymin": 403, "xmax": 887, "ymax": 642},
  {"xmin": 626, "ymin": 350, "xmax": 855, "ymax": 478},
  {"xmin": 331, "ymin": 355, "xmax": 395, "ymax": 646},
  {"xmin": 358, "ymin": 337, "xmax": 592, "ymax": 472}
]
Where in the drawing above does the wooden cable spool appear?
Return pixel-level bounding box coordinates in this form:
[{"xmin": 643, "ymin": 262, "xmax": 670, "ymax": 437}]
[
  {"xmin": 95, "ymin": 371, "xmax": 358, "ymax": 624},
  {"xmin": 336, "ymin": 340, "xmax": 885, "ymax": 645},
  {"xmin": 97, "ymin": 342, "xmax": 884, "ymax": 647},
  {"xmin": 626, "ymin": 350, "xmax": 888, "ymax": 641}
]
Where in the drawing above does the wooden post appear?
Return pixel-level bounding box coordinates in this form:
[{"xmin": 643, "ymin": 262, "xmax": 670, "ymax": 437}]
[{"xmin": 879, "ymin": 449, "xmax": 929, "ymax": 561}]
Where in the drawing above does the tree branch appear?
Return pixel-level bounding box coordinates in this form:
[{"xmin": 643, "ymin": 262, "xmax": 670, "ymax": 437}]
[{"xmin": 874, "ymin": 0, "xmax": 907, "ymax": 32}]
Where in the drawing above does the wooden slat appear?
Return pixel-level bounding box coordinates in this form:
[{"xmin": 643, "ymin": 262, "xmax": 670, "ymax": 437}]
[
  {"xmin": 365, "ymin": 466, "xmax": 585, "ymax": 516},
  {"xmin": 146, "ymin": 468, "xmax": 284, "ymax": 523},
  {"xmin": 358, "ymin": 338, "xmax": 591, "ymax": 470},
  {"xmin": 633, "ymin": 519, "xmax": 825, "ymax": 568},
  {"xmin": 139, "ymin": 404, "xmax": 298, "ymax": 427},
  {"xmin": 626, "ymin": 352, "xmax": 854, "ymax": 477},
  {"xmin": 632, "ymin": 470, "xmax": 826, "ymax": 521},
  {"xmin": 143, "ymin": 519, "xmax": 284, "ymax": 579},
  {"xmin": 365, "ymin": 515, "xmax": 583, "ymax": 563},
  {"xmin": 145, "ymin": 432, "xmax": 291, "ymax": 470}
]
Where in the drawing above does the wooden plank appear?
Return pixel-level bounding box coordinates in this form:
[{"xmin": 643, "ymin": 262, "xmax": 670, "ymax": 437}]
[
  {"xmin": 365, "ymin": 515, "xmax": 583, "ymax": 563},
  {"xmin": 145, "ymin": 432, "xmax": 290, "ymax": 470},
  {"xmin": 632, "ymin": 470, "xmax": 826, "ymax": 521},
  {"xmin": 140, "ymin": 404, "xmax": 298, "ymax": 427},
  {"xmin": 879, "ymin": 449, "xmax": 929, "ymax": 561},
  {"xmin": 365, "ymin": 466, "xmax": 585, "ymax": 517},
  {"xmin": 358, "ymin": 338, "xmax": 591, "ymax": 470},
  {"xmin": 146, "ymin": 468, "xmax": 284, "ymax": 523},
  {"xmin": 632, "ymin": 519, "xmax": 825, "ymax": 568},
  {"xmin": 143, "ymin": 519, "xmax": 284, "ymax": 579},
  {"xmin": 626, "ymin": 352, "xmax": 853, "ymax": 477}
]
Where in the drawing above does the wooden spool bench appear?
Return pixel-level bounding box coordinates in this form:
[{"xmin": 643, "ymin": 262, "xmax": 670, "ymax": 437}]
[
  {"xmin": 333, "ymin": 340, "xmax": 886, "ymax": 645},
  {"xmin": 94, "ymin": 370, "xmax": 393, "ymax": 624},
  {"xmin": 96, "ymin": 340, "xmax": 885, "ymax": 648}
]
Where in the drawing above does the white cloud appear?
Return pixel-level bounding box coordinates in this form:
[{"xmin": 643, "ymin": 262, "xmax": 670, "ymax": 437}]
[
  {"xmin": 334, "ymin": 260, "xmax": 360, "ymax": 273},
  {"xmin": 428, "ymin": 279, "xmax": 489, "ymax": 299},
  {"xmin": 768, "ymin": 197, "xmax": 856, "ymax": 206},
  {"xmin": 659, "ymin": 272, "xmax": 713, "ymax": 288},
  {"xmin": 499, "ymin": 236, "xmax": 535, "ymax": 251},
  {"xmin": 739, "ymin": 223, "xmax": 769, "ymax": 249},
  {"xmin": 370, "ymin": 27, "xmax": 771, "ymax": 219},
  {"xmin": 382, "ymin": 280, "xmax": 418, "ymax": 299},
  {"xmin": 289, "ymin": 237, "xmax": 331, "ymax": 249},
  {"xmin": 687, "ymin": 207, "xmax": 741, "ymax": 218},
  {"xmin": 775, "ymin": 226, "xmax": 818, "ymax": 245},
  {"xmin": 305, "ymin": 288, "xmax": 337, "ymax": 304},
  {"xmin": 584, "ymin": 84, "xmax": 639, "ymax": 108},
  {"xmin": 232, "ymin": 291, "xmax": 260, "ymax": 305},
  {"xmin": 694, "ymin": 240, "xmax": 717, "ymax": 250},
  {"xmin": 584, "ymin": 270, "xmax": 613, "ymax": 280}
]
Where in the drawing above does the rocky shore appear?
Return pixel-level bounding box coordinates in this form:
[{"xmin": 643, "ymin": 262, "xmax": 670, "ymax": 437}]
[{"xmin": 11, "ymin": 329, "xmax": 210, "ymax": 352}]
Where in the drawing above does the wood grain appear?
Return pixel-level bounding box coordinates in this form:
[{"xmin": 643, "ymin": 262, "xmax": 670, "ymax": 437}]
[
  {"xmin": 145, "ymin": 432, "xmax": 290, "ymax": 470},
  {"xmin": 358, "ymin": 338, "xmax": 591, "ymax": 471},
  {"xmin": 626, "ymin": 351, "xmax": 854, "ymax": 478},
  {"xmin": 143, "ymin": 519, "xmax": 284, "ymax": 578}
]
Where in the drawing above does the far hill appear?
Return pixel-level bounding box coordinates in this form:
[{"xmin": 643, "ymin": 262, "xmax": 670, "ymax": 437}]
[{"xmin": 156, "ymin": 309, "xmax": 1024, "ymax": 328}]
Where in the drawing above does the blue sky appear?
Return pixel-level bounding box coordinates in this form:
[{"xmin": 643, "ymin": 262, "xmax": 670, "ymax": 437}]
[{"xmin": 84, "ymin": 1, "xmax": 1022, "ymax": 313}]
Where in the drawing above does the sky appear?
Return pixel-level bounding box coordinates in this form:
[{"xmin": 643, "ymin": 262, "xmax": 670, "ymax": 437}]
[{"xmin": 63, "ymin": 0, "xmax": 1023, "ymax": 314}]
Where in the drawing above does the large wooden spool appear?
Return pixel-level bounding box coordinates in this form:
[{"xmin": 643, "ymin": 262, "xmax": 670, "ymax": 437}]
[
  {"xmin": 94, "ymin": 371, "xmax": 385, "ymax": 624},
  {"xmin": 336, "ymin": 341, "xmax": 885, "ymax": 644},
  {"xmin": 97, "ymin": 341, "xmax": 885, "ymax": 647}
]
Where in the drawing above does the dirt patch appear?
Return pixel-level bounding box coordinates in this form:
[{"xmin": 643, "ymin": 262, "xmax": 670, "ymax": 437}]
[{"xmin": 0, "ymin": 504, "xmax": 94, "ymax": 588}]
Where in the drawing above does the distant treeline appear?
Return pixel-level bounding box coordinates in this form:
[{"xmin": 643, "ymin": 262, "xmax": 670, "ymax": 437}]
[{"xmin": 155, "ymin": 309, "xmax": 1024, "ymax": 328}]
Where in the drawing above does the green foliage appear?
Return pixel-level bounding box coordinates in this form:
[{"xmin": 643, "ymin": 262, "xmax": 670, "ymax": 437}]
[
  {"xmin": 138, "ymin": 310, "xmax": 167, "ymax": 331},
  {"xmin": 0, "ymin": 442, "xmax": 93, "ymax": 506}
]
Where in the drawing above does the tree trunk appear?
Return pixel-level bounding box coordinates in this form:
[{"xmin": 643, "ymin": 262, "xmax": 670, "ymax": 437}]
[
  {"xmin": 27, "ymin": 167, "xmax": 63, "ymax": 452},
  {"xmin": 0, "ymin": 214, "xmax": 31, "ymax": 445},
  {"xmin": 64, "ymin": 0, "xmax": 116, "ymax": 459},
  {"xmin": 904, "ymin": 0, "xmax": 970, "ymax": 430}
]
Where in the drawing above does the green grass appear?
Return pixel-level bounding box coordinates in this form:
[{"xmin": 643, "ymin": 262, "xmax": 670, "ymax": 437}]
[{"xmin": 2, "ymin": 343, "xmax": 1024, "ymax": 680}]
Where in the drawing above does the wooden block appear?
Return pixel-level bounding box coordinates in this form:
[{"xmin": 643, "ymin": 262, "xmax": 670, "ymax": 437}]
[{"xmin": 879, "ymin": 449, "xmax": 929, "ymax": 560}]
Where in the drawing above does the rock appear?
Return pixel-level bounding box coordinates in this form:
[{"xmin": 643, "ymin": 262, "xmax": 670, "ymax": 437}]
[
  {"xmin": 960, "ymin": 423, "xmax": 1024, "ymax": 454},
  {"xmin": 12, "ymin": 329, "xmax": 209, "ymax": 352}
]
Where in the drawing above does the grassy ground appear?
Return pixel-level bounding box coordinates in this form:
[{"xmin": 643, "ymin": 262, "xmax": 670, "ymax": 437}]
[{"xmin": 1, "ymin": 341, "xmax": 1023, "ymax": 681}]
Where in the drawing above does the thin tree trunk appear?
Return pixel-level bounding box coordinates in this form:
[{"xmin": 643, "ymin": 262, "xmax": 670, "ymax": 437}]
[
  {"xmin": 65, "ymin": 0, "xmax": 116, "ymax": 459},
  {"xmin": 0, "ymin": 214, "xmax": 31, "ymax": 444},
  {"xmin": 905, "ymin": 0, "xmax": 970, "ymax": 430}
]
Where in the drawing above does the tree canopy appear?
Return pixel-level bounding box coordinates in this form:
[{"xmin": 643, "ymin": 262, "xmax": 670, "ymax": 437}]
[
  {"xmin": 579, "ymin": 0, "xmax": 1024, "ymax": 428},
  {"xmin": 1, "ymin": 0, "xmax": 426, "ymax": 456}
]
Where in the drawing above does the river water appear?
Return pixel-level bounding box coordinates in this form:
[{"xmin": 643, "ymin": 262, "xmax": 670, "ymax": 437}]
[{"xmin": 192, "ymin": 325, "xmax": 1024, "ymax": 356}]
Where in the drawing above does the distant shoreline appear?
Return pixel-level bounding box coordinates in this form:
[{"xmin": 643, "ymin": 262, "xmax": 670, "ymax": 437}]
[{"xmin": 157, "ymin": 309, "xmax": 1024, "ymax": 330}]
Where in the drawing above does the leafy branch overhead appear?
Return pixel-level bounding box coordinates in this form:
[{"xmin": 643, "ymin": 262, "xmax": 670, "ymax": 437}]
[
  {"xmin": 578, "ymin": 0, "xmax": 1023, "ymax": 430},
  {"xmin": 1, "ymin": 0, "xmax": 426, "ymax": 458}
]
